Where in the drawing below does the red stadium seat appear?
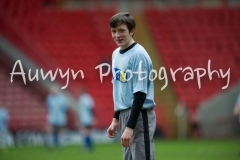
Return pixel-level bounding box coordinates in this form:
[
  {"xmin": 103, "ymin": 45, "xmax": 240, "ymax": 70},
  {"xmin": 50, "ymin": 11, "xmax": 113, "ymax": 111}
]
[{"xmin": 145, "ymin": 7, "xmax": 240, "ymax": 117}]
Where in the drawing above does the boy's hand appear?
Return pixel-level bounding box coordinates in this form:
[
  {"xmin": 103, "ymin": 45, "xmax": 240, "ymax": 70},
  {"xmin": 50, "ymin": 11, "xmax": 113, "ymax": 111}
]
[{"xmin": 121, "ymin": 127, "xmax": 134, "ymax": 148}]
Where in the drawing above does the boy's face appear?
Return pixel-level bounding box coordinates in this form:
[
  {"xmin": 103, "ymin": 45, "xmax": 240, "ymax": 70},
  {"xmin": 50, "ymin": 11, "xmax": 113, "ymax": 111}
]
[{"xmin": 111, "ymin": 23, "xmax": 134, "ymax": 50}]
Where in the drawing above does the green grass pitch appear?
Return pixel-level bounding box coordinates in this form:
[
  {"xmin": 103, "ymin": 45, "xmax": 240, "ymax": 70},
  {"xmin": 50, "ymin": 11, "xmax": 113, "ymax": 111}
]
[{"xmin": 0, "ymin": 139, "xmax": 239, "ymax": 160}]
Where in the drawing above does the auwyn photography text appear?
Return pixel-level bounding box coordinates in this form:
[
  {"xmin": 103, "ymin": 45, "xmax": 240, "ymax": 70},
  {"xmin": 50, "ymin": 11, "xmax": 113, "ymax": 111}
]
[{"xmin": 10, "ymin": 59, "xmax": 230, "ymax": 90}]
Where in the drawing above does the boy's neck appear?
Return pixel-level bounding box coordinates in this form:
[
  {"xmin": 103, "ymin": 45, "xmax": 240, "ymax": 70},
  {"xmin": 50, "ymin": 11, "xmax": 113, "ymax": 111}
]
[
  {"xmin": 120, "ymin": 39, "xmax": 135, "ymax": 50},
  {"xmin": 119, "ymin": 41, "xmax": 137, "ymax": 54}
]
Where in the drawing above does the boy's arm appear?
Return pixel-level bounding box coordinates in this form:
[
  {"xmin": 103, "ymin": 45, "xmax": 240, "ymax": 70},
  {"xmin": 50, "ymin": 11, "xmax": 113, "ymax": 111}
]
[
  {"xmin": 121, "ymin": 91, "xmax": 146, "ymax": 147},
  {"xmin": 126, "ymin": 91, "xmax": 146, "ymax": 129}
]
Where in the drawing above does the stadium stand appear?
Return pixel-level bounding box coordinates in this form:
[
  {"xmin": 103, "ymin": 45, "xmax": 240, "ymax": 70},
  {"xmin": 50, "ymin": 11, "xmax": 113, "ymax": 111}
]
[
  {"xmin": 0, "ymin": 55, "xmax": 47, "ymax": 132},
  {"xmin": 145, "ymin": 6, "xmax": 240, "ymax": 118},
  {"xmin": 0, "ymin": 0, "xmax": 117, "ymax": 130}
]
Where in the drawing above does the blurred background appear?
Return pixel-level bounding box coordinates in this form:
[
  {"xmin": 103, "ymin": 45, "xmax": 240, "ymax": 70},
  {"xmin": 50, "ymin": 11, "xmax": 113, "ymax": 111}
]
[{"xmin": 0, "ymin": 0, "xmax": 240, "ymax": 155}]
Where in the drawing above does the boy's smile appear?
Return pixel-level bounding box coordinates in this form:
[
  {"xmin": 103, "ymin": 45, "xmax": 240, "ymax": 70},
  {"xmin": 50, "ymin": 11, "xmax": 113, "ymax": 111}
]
[{"xmin": 111, "ymin": 24, "xmax": 134, "ymax": 50}]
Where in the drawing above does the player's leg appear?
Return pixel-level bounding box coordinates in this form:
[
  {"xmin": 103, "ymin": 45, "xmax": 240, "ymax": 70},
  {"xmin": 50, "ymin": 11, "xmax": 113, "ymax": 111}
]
[
  {"xmin": 46, "ymin": 124, "xmax": 54, "ymax": 149},
  {"xmin": 83, "ymin": 126, "xmax": 93, "ymax": 151},
  {"xmin": 53, "ymin": 126, "xmax": 59, "ymax": 147},
  {"xmin": 57, "ymin": 126, "xmax": 66, "ymax": 148},
  {"xmin": 120, "ymin": 108, "xmax": 156, "ymax": 160},
  {"xmin": 132, "ymin": 109, "xmax": 156, "ymax": 160},
  {"xmin": 122, "ymin": 146, "xmax": 133, "ymax": 160},
  {"xmin": 146, "ymin": 109, "xmax": 156, "ymax": 160},
  {"xmin": 120, "ymin": 109, "xmax": 133, "ymax": 160}
]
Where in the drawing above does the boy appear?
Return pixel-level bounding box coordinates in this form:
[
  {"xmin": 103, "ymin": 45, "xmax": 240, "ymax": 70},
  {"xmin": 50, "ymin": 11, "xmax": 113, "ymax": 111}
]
[
  {"xmin": 77, "ymin": 86, "xmax": 95, "ymax": 151},
  {"xmin": 46, "ymin": 85, "xmax": 68, "ymax": 149},
  {"xmin": 107, "ymin": 12, "xmax": 156, "ymax": 160}
]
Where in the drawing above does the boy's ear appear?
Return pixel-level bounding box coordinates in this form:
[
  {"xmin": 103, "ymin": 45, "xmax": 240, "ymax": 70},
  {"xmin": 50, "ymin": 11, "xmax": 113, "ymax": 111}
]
[{"xmin": 130, "ymin": 29, "xmax": 135, "ymax": 36}]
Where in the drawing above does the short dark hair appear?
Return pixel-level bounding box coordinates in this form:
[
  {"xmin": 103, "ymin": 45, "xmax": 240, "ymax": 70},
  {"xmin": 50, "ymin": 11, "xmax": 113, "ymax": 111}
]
[{"xmin": 109, "ymin": 12, "xmax": 136, "ymax": 33}]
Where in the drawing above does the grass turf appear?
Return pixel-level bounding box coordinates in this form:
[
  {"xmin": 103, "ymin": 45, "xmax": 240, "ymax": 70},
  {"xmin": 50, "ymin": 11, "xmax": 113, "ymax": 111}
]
[{"xmin": 0, "ymin": 139, "xmax": 239, "ymax": 160}]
